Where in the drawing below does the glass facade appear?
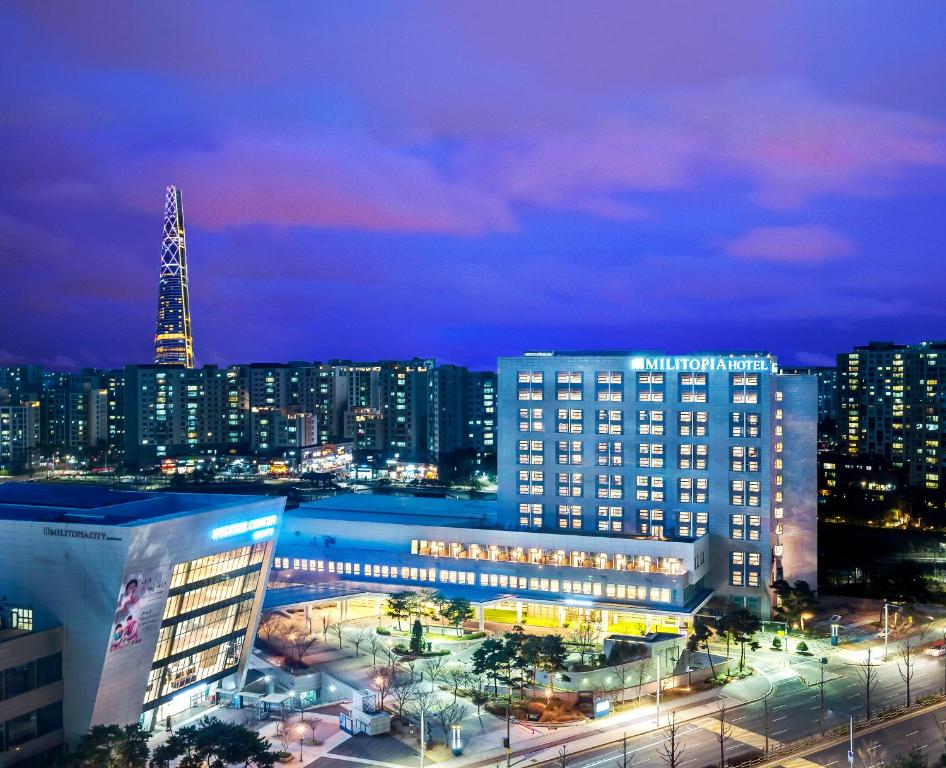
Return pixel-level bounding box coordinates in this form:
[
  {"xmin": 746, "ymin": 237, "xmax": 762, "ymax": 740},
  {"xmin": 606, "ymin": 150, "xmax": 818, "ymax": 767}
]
[{"xmin": 142, "ymin": 542, "xmax": 265, "ymax": 712}]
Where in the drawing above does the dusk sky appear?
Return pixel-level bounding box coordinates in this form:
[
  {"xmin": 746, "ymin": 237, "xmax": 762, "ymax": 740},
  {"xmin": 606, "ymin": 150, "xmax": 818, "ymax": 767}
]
[{"xmin": 2, "ymin": 2, "xmax": 945, "ymax": 371}]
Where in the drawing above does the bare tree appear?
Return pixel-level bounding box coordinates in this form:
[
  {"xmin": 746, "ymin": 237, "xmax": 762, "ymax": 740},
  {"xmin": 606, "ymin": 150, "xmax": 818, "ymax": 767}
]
[
  {"xmin": 616, "ymin": 733, "xmax": 636, "ymax": 768},
  {"xmin": 421, "ymin": 655, "xmax": 448, "ymax": 686},
  {"xmin": 558, "ymin": 745, "xmax": 570, "ymax": 768},
  {"xmin": 857, "ymin": 647, "xmax": 880, "ymax": 720},
  {"xmin": 320, "ymin": 615, "xmax": 332, "ymax": 643},
  {"xmin": 898, "ymin": 639, "xmax": 919, "ymax": 707},
  {"xmin": 857, "ymin": 739, "xmax": 884, "ymax": 768},
  {"xmin": 283, "ymin": 630, "xmax": 318, "ymax": 668},
  {"xmin": 328, "ymin": 622, "xmax": 345, "ymax": 649},
  {"xmin": 465, "ymin": 673, "xmax": 490, "ymax": 728},
  {"xmin": 366, "ymin": 633, "xmax": 387, "ymax": 666},
  {"xmin": 434, "ymin": 699, "xmax": 468, "ymax": 746},
  {"xmin": 348, "ymin": 627, "xmax": 371, "ymax": 657},
  {"xmin": 614, "ymin": 663, "xmax": 632, "ymax": 707},
  {"xmin": 656, "ymin": 711, "xmax": 686, "ymax": 768},
  {"xmin": 410, "ymin": 687, "xmax": 437, "ymax": 753},
  {"xmin": 444, "ymin": 667, "xmax": 470, "ymax": 701},
  {"xmin": 374, "ymin": 666, "xmax": 394, "ymax": 710},
  {"xmin": 389, "ymin": 669, "xmax": 419, "ymax": 717},
  {"xmin": 302, "ymin": 712, "xmax": 321, "ymax": 745},
  {"xmin": 633, "ymin": 657, "xmax": 653, "ymax": 702},
  {"xmin": 276, "ymin": 714, "xmax": 294, "ymax": 753},
  {"xmin": 257, "ymin": 612, "xmax": 285, "ymax": 647},
  {"xmin": 716, "ymin": 703, "xmax": 733, "ymax": 767},
  {"xmin": 569, "ymin": 622, "xmax": 602, "ymax": 666}
]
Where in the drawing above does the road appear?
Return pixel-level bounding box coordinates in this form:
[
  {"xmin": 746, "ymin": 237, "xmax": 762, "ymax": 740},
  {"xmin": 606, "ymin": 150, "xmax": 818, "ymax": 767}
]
[
  {"xmin": 794, "ymin": 703, "xmax": 946, "ymax": 767},
  {"xmin": 532, "ymin": 643, "xmax": 946, "ymax": 768}
]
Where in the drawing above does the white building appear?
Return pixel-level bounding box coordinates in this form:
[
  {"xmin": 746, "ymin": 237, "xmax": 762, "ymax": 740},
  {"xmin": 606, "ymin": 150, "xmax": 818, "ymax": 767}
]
[{"xmin": 0, "ymin": 483, "xmax": 284, "ymax": 765}]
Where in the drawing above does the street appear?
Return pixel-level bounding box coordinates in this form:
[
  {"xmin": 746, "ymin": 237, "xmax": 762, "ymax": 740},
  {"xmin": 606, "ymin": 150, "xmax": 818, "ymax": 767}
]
[{"xmin": 525, "ymin": 640, "xmax": 946, "ymax": 768}]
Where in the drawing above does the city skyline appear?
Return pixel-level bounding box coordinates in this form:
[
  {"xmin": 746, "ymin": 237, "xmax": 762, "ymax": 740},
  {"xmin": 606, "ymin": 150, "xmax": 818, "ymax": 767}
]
[{"xmin": 2, "ymin": 3, "xmax": 946, "ymax": 370}]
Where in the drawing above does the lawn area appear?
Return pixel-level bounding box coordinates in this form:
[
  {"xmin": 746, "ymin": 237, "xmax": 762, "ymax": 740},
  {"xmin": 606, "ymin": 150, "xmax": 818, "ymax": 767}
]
[{"xmin": 483, "ymin": 608, "xmax": 561, "ymax": 628}]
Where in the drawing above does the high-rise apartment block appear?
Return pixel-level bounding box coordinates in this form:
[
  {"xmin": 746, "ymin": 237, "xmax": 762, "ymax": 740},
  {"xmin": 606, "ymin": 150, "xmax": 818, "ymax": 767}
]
[{"xmin": 839, "ymin": 341, "xmax": 946, "ymax": 491}]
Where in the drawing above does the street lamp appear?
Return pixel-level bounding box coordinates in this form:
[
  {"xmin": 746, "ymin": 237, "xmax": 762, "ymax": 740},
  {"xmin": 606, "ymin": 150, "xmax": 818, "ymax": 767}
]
[{"xmin": 295, "ymin": 724, "xmax": 305, "ymax": 763}]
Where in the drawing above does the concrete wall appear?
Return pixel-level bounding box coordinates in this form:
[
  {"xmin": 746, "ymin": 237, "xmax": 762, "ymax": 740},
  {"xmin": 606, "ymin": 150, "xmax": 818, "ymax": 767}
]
[{"xmin": 779, "ymin": 375, "xmax": 819, "ymax": 589}]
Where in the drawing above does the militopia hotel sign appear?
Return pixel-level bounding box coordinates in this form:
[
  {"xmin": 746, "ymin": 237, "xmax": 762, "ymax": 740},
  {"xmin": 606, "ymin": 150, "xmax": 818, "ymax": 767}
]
[{"xmin": 630, "ymin": 356, "xmax": 770, "ymax": 372}]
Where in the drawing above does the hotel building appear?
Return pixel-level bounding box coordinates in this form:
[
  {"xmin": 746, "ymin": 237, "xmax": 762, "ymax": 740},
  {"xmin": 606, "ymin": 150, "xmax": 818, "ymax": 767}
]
[
  {"xmin": 0, "ymin": 483, "xmax": 283, "ymax": 765},
  {"xmin": 270, "ymin": 350, "xmax": 816, "ymax": 630}
]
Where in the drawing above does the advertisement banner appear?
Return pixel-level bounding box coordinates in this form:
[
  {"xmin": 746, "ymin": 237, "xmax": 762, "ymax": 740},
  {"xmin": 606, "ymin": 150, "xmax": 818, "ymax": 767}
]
[{"xmin": 91, "ymin": 564, "xmax": 172, "ymax": 725}]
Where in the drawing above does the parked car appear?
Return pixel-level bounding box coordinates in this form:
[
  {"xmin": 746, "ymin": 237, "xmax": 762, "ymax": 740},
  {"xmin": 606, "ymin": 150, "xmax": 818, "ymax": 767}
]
[{"xmin": 927, "ymin": 640, "xmax": 946, "ymax": 657}]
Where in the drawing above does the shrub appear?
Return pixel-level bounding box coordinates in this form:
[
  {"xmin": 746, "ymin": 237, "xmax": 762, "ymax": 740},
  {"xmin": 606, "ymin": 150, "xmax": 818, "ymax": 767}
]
[
  {"xmin": 376, "ymin": 627, "xmax": 391, "ymax": 636},
  {"xmin": 771, "ymin": 637, "xmax": 782, "ymax": 650},
  {"xmin": 795, "ymin": 640, "xmax": 809, "ymax": 653},
  {"xmin": 464, "ymin": 631, "xmax": 487, "ymax": 640}
]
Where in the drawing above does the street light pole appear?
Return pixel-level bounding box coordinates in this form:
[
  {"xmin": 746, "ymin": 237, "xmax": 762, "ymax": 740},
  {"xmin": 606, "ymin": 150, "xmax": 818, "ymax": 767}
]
[
  {"xmin": 505, "ymin": 693, "xmax": 511, "ymax": 768},
  {"xmin": 655, "ymin": 652, "xmax": 661, "ymax": 726},
  {"xmin": 884, "ymin": 603, "xmax": 890, "ymax": 662}
]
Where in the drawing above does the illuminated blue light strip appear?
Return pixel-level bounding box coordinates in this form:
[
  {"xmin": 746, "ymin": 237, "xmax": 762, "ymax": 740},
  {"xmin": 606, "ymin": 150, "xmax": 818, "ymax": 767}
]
[
  {"xmin": 251, "ymin": 527, "xmax": 276, "ymax": 541},
  {"xmin": 212, "ymin": 514, "xmax": 278, "ymax": 540}
]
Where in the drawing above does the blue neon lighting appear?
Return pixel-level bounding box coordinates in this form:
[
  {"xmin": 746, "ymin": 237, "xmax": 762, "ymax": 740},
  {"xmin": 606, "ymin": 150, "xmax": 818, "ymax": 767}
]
[
  {"xmin": 251, "ymin": 527, "xmax": 276, "ymax": 541},
  {"xmin": 211, "ymin": 514, "xmax": 278, "ymax": 540}
]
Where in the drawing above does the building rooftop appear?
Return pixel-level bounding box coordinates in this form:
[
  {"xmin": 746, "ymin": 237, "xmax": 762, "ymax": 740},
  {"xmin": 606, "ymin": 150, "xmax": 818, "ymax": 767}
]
[
  {"xmin": 293, "ymin": 493, "xmax": 498, "ymax": 528},
  {"xmin": 289, "ymin": 493, "xmax": 702, "ymax": 544},
  {"xmin": 0, "ymin": 482, "xmax": 277, "ymax": 526},
  {"xmin": 507, "ymin": 350, "xmax": 775, "ymax": 359}
]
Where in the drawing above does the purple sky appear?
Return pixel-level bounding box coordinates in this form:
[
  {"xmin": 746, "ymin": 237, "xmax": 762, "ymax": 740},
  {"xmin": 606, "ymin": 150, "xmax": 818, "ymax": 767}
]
[{"xmin": 2, "ymin": 2, "xmax": 945, "ymax": 371}]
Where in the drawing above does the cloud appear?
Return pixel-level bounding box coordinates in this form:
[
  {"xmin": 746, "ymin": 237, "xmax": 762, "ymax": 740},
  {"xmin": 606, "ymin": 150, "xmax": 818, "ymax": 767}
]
[
  {"xmin": 113, "ymin": 136, "xmax": 517, "ymax": 236},
  {"xmin": 723, "ymin": 225, "xmax": 856, "ymax": 264}
]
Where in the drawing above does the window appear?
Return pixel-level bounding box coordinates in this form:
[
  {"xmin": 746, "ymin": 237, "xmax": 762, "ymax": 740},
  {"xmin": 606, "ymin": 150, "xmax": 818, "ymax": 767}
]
[
  {"xmin": 517, "ymin": 371, "xmax": 544, "ymax": 401},
  {"xmin": 596, "ymin": 474, "xmax": 623, "ymax": 499},
  {"xmin": 597, "ymin": 505, "xmax": 623, "ymax": 532},
  {"xmin": 731, "ymin": 373, "xmax": 760, "ymax": 404},
  {"xmin": 730, "ymin": 411, "xmax": 761, "ymax": 438},
  {"xmin": 637, "ymin": 508, "xmax": 664, "ymax": 536},
  {"xmin": 596, "ymin": 441, "xmax": 623, "ymax": 466},
  {"xmin": 678, "ymin": 476, "xmax": 708, "ymax": 503},
  {"xmin": 637, "ymin": 372, "xmax": 665, "ymax": 402},
  {"xmin": 518, "ymin": 407, "xmax": 544, "ymax": 432},
  {"xmin": 678, "ymin": 443, "xmax": 708, "ymax": 470},
  {"xmin": 679, "ymin": 373, "xmax": 708, "ymax": 403},
  {"xmin": 730, "ymin": 444, "xmax": 760, "ymax": 472},
  {"xmin": 519, "ymin": 503, "xmax": 542, "ymax": 528},
  {"xmin": 597, "ymin": 409, "xmax": 623, "ymax": 435},
  {"xmin": 638, "ymin": 410, "xmax": 665, "ymax": 436},
  {"xmin": 637, "ymin": 442, "xmax": 665, "ymax": 468},
  {"xmin": 518, "ymin": 469, "xmax": 544, "ymax": 495},
  {"xmin": 635, "ymin": 475, "xmax": 664, "ymax": 502},
  {"xmin": 556, "ymin": 472, "xmax": 583, "ymax": 497},
  {"xmin": 557, "ymin": 440, "xmax": 583, "ymax": 465},
  {"xmin": 518, "ymin": 439, "xmax": 544, "ymax": 465},
  {"xmin": 557, "ymin": 504, "xmax": 582, "ymax": 529},
  {"xmin": 678, "ymin": 411, "xmax": 708, "ymax": 437},
  {"xmin": 730, "ymin": 550, "xmax": 762, "ymax": 586},
  {"xmin": 556, "ymin": 371, "xmax": 583, "ymax": 401},
  {"xmin": 596, "ymin": 371, "xmax": 623, "ymax": 401},
  {"xmin": 556, "ymin": 408, "xmax": 584, "ymax": 434}
]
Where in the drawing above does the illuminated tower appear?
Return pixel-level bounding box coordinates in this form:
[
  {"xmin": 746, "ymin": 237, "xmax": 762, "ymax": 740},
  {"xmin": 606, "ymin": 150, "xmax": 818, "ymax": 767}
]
[{"xmin": 153, "ymin": 185, "xmax": 194, "ymax": 367}]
